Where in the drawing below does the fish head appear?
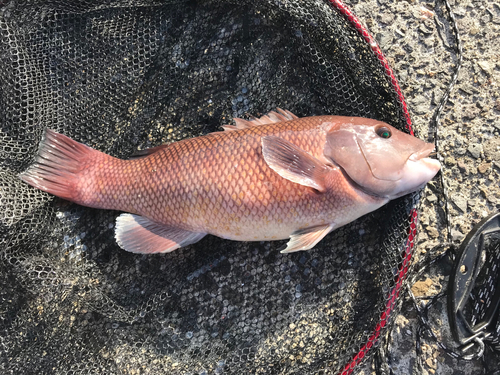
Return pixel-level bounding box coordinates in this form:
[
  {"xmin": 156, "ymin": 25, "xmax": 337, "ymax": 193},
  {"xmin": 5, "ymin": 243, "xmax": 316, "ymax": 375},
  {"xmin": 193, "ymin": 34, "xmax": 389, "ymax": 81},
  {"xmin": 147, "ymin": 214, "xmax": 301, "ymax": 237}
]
[{"xmin": 324, "ymin": 118, "xmax": 441, "ymax": 199}]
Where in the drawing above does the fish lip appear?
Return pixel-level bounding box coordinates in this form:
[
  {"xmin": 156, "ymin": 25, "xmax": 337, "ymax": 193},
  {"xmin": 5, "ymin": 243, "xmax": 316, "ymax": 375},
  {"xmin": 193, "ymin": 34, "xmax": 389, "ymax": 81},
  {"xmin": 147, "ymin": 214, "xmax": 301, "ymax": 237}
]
[
  {"xmin": 407, "ymin": 143, "xmax": 441, "ymax": 173},
  {"xmin": 408, "ymin": 143, "xmax": 435, "ymax": 161},
  {"xmin": 417, "ymin": 156, "xmax": 441, "ymax": 171}
]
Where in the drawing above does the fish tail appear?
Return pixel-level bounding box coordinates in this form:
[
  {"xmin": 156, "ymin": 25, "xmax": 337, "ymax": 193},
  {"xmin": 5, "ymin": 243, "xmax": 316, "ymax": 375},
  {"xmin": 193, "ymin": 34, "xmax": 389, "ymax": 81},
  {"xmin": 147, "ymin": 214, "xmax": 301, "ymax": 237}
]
[{"xmin": 19, "ymin": 129, "xmax": 106, "ymax": 202}]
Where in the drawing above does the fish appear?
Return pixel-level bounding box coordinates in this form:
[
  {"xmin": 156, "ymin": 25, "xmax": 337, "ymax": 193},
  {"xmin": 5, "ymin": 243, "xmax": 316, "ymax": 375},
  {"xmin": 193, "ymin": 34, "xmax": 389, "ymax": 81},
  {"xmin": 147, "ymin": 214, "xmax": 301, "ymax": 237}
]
[{"xmin": 19, "ymin": 109, "xmax": 441, "ymax": 254}]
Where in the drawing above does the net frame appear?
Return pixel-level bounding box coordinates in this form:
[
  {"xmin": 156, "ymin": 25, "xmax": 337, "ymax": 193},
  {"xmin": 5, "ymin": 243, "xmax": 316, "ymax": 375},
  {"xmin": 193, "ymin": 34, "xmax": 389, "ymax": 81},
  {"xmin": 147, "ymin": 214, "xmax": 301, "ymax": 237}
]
[{"xmin": 0, "ymin": 1, "xmax": 423, "ymax": 374}]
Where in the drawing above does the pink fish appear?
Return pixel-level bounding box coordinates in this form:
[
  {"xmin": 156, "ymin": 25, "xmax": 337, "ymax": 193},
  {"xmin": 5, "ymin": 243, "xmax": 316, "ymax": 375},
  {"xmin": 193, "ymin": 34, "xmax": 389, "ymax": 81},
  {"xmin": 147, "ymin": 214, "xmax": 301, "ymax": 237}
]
[{"xmin": 19, "ymin": 109, "xmax": 440, "ymax": 254}]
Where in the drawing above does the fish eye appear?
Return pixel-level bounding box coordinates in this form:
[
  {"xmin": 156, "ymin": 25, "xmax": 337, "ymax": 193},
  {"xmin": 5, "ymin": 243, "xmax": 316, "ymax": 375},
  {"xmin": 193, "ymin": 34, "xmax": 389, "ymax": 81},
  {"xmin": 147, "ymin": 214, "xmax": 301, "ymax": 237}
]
[{"xmin": 376, "ymin": 126, "xmax": 391, "ymax": 139}]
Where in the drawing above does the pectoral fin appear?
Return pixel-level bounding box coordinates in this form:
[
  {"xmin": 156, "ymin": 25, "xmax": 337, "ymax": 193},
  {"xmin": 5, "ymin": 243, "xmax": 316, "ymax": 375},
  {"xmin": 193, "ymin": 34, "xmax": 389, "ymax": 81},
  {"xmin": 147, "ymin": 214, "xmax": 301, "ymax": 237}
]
[
  {"xmin": 281, "ymin": 224, "xmax": 335, "ymax": 253},
  {"xmin": 262, "ymin": 135, "xmax": 328, "ymax": 192},
  {"xmin": 115, "ymin": 213, "xmax": 206, "ymax": 254}
]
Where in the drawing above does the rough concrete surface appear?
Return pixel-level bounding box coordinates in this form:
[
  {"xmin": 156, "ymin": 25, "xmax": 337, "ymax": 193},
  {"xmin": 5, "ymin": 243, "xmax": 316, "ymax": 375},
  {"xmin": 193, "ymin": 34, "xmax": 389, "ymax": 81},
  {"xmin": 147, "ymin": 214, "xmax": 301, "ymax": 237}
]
[{"xmin": 343, "ymin": 0, "xmax": 500, "ymax": 373}]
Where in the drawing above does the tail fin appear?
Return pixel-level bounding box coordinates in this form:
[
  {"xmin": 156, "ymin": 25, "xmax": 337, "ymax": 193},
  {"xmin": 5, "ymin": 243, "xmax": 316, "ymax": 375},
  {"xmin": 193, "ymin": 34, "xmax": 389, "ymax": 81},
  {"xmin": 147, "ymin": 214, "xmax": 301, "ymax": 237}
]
[{"xmin": 19, "ymin": 129, "xmax": 100, "ymax": 201}]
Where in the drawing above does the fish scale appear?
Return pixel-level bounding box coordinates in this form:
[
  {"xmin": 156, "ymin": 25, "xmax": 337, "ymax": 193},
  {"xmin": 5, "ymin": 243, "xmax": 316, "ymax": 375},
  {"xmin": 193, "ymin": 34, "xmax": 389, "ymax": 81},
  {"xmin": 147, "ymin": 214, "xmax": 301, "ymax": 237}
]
[
  {"xmin": 19, "ymin": 111, "xmax": 439, "ymax": 254},
  {"xmin": 93, "ymin": 116, "xmax": 362, "ymax": 238}
]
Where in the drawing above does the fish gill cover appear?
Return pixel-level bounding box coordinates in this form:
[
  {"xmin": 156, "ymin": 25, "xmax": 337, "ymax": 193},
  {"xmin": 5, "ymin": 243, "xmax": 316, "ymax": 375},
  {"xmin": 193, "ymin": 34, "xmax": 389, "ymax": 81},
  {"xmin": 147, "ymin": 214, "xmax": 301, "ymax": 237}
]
[{"xmin": 0, "ymin": 0, "xmax": 419, "ymax": 373}]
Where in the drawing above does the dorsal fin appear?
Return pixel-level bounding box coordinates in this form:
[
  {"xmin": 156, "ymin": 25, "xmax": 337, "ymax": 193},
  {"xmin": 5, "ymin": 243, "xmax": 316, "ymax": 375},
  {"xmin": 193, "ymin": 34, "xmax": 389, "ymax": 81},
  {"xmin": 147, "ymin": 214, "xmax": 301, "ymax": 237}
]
[
  {"xmin": 129, "ymin": 144, "xmax": 170, "ymax": 159},
  {"xmin": 222, "ymin": 108, "xmax": 298, "ymax": 131}
]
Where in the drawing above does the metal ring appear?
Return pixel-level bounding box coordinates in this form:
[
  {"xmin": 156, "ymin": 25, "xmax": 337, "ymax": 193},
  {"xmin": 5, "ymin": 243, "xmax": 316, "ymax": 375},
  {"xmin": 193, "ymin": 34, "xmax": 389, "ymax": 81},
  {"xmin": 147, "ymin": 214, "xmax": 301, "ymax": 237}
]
[{"xmin": 461, "ymin": 337, "xmax": 485, "ymax": 360}]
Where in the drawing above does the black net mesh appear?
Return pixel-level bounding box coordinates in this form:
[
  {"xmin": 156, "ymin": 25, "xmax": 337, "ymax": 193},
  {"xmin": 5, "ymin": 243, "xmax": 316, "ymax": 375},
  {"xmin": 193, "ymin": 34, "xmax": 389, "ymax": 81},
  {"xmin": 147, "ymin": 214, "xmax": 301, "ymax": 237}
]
[{"xmin": 0, "ymin": 1, "xmax": 421, "ymax": 373}]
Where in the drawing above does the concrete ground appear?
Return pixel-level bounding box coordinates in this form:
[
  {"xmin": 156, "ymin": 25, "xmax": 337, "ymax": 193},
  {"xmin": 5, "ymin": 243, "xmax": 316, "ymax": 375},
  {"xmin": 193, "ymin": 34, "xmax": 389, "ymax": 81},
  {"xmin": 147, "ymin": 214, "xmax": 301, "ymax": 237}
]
[{"xmin": 344, "ymin": 0, "xmax": 500, "ymax": 373}]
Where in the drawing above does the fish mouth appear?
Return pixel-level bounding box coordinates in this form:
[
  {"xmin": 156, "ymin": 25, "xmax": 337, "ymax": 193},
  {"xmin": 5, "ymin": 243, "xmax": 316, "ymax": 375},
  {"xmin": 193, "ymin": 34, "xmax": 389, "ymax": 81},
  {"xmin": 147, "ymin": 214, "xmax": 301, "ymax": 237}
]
[
  {"xmin": 408, "ymin": 142, "xmax": 435, "ymax": 162},
  {"xmin": 408, "ymin": 143, "xmax": 441, "ymax": 172},
  {"xmin": 417, "ymin": 157, "xmax": 441, "ymax": 171}
]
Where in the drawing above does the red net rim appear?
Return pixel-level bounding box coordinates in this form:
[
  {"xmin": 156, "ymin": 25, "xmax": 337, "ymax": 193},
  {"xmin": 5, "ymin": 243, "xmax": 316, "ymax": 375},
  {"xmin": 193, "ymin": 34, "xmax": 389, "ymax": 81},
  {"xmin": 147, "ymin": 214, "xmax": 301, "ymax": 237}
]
[{"xmin": 327, "ymin": 1, "xmax": 416, "ymax": 373}]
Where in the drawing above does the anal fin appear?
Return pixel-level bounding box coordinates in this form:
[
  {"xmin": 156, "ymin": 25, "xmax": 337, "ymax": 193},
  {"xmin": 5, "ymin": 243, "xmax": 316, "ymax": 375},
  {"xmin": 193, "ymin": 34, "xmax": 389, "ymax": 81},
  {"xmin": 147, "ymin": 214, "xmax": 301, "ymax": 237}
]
[
  {"xmin": 281, "ymin": 224, "xmax": 335, "ymax": 253},
  {"xmin": 115, "ymin": 213, "xmax": 206, "ymax": 254}
]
